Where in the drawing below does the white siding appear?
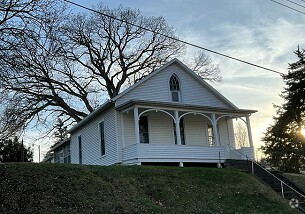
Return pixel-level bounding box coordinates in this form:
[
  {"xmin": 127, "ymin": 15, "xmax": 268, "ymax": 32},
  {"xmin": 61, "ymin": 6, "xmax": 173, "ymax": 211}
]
[
  {"xmin": 116, "ymin": 111, "xmax": 122, "ymax": 162},
  {"xmin": 70, "ymin": 134, "xmax": 78, "ymax": 164},
  {"xmin": 121, "ymin": 112, "xmax": 233, "ymax": 148},
  {"xmin": 122, "ymin": 144, "xmax": 137, "ymax": 163},
  {"xmin": 148, "ymin": 112, "xmax": 174, "ymax": 144},
  {"xmin": 123, "ymin": 113, "xmax": 135, "ymax": 146},
  {"xmin": 227, "ymin": 119, "xmax": 236, "ymax": 148},
  {"xmin": 137, "ymin": 144, "xmax": 226, "ymax": 163},
  {"xmin": 183, "ymin": 115, "xmax": 209, "ymax": 146},
  {"xmin": 116, "ymin": 64, "xmax": 229, "ymax": 108},
  {"xmin": 218, "ymin": 119, "xmax": 229, "ymax": 147},
  {"xmin": 70, "ymin": 107, "xmax": 118, "ymax": 166}
]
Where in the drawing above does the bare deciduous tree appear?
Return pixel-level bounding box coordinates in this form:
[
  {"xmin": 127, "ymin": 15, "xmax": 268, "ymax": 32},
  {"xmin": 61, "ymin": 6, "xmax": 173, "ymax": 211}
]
[
  {"xmin": 0, "ymin": 0, "xmax": 35, "ymax": 26},
  {"xmin": 60, "ymin": 5, "xmax": 185, "ymax": 98},
  {"xmin": 234, "ymin": 121, "xmax": 248, "ymax": 148},
  {"xmin": 0, "ymin": 2, "xmax": 222, "ymax": 139},
  {"xmin": 190, "ymin": 51, "xmax": 222, "ymax": 83}
]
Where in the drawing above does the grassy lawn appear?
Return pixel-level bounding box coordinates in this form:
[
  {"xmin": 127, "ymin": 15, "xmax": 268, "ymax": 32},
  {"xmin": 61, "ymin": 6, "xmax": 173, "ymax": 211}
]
[
  {"xmin": 0, "ymin": 163, "xmax": 298, "ymax": 214},
  {"xmin": 283, "ymin": 173, "xmax": 305, "ymax": 193}
]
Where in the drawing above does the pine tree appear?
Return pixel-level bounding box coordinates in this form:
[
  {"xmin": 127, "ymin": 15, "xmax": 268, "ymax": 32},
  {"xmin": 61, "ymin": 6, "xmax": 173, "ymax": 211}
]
[
  {"xmin": 53, "ymin": 118, "xmax": 68, "ymax": 142},
  {"xmin": 262, "ymin": 47, "xmax": 305, "ymax": 173}
]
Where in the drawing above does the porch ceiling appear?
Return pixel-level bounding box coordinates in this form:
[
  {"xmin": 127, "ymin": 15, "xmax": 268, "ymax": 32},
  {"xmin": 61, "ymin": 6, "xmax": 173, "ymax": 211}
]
[{"xmin": 115, "ymin": 99, "xmax": 257, "ymax": 116}]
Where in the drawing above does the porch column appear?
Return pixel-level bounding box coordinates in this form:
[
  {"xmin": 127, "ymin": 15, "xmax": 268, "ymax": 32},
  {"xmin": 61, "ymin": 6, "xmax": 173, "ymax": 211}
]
[
  {"xmin": 134, "ymin": 107, "xmax": 140, "ymax": 144},
  {"xmin": 211, "ymin": 113, "xmax": 220, "ymax": 146},
  {"xmin": 174, "ymin": 110, "xmax": 182, "ymax": 145},
  {"xmin": 246, "ymin": 115, "xmax": 254, "ymax": 147}
]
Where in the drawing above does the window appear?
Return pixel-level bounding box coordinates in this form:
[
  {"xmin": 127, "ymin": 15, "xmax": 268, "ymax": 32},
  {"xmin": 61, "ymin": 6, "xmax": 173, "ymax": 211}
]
[
  {"xmin": 78, "ymin": 135, "xmax": 82, "ymax": 164},
  {"xmin": 208, "ymin": 125, "xmax": 214, "ymax": 146},
  {"xmin": 99, "ymin": 121, "xmax": 105, "ymax": 156},
  {"xmin": 54, "ymin": 151, "xmax": 60, "ymax": 163},
  {"xmin": 59, "ymin": 149, "xmax": 64, "ymax": 163},
  {"xmin": 169, "ymin": 74, "xmax": 181, "ymax": 102},
  {"xmin": 139, "ymin": 116, "xmax": 149, "ymax": 144},
  {"xmin": 173, "ymin": 118, "xmax": 186, "ymax": 145},
  {"xmin": 64, "ymin": 144, "xmax": 70, "ymax": 163}
]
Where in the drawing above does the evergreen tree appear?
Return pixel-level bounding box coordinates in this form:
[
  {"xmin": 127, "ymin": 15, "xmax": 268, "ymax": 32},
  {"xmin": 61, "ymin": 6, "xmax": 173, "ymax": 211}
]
[
  {"xmin": 0, "ymin": 136, "xmax": 33, "ymax": 162},
  {"xmin": 53, "ymin": 118, "xmax": 68, "ymax": 142},
  {"xmin": 262, "ymin": 47, "xmax": 305, "ymax": 173}
]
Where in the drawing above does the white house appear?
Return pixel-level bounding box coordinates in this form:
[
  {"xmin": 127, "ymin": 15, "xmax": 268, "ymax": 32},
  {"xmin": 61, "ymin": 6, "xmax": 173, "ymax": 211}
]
[{"xmin": 68, "ymin": 59, "xmax": 257, "ymax": 166}]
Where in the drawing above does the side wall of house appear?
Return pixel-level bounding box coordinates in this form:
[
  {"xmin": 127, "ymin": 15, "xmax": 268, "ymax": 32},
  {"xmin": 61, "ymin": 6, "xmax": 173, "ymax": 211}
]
[
  {"xmin": 123, "ymin": 112, "xmax": 136, "ymax": 146},
  {"xmin": 70, "ymin": 107, "xmax": 119, "ymax": 166},
  {"xmin": 116, "ymin": 64, "xmax": 229, "ymax": 108}
]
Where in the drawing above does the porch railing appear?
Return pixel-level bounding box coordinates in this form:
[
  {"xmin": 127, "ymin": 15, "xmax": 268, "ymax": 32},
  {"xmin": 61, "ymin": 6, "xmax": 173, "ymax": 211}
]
[{"xmin": 122, "ymin": 144, "xmax": 227, "ymax": 163}]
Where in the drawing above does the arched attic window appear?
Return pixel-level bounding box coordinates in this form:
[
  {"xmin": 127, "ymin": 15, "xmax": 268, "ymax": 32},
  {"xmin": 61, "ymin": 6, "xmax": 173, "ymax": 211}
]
[{"xmin": 169, "ymin": 74, "xmax": 181, "ymax": 102}]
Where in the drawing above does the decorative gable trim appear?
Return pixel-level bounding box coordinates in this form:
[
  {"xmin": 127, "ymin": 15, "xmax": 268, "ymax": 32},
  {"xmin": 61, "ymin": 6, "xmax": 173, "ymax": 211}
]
[
  {"xmin": 112, "ymin": 58, "xmax": 238, "ymax": 110},
  {"xmin": 111, "ymin": 59, "xmax": 177, "ymax": 102}
]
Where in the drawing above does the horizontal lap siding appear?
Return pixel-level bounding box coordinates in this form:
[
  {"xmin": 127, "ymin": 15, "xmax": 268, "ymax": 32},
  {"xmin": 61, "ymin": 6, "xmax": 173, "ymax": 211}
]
[
  {"xmin": 184, "ymin": 115, "xmax": 208, "ymax": 146},
  {"xmin": 124, "ymin": 113, "xmax": 135, "ymax": 146},
  {"xmin": 70, "ymin": 107, "xmax": 118, "ymax": 166},
  {"xmin": 70, "ymin": 134, "xmax": 78, "ymax": 164},
  {"xmin": 122, "ymin": 144, "xmax": 137, "ymax": 161},
  {"xmin": 138, "ymin": 144, "xmax": 226, "ymax": 160},
  {"xmin": 218, "ymin": 119, "xmax": 229, "ymax": 147},
  {"xmin": 148, "ymin": 112, "xmax": 174, "ymax": 144},
  {"xmin": 116, "ymin": 64, "xmax": 229, "ymax": 108},
  {"xmin": 227, "ymin": 119, "xmax": 236, "ymax": 148}
]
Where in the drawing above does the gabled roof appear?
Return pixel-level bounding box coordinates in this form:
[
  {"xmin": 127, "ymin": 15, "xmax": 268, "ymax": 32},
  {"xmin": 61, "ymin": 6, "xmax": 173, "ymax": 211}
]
[
  {"xmin": 50, "ymin": 138, "xmax": 70, "ymax": 152},
  {"xmin": 68, "ymin": 101, "xmax": 113, "ymax": 133},
  {"xmin": 68, "ymin": 58, "xmax": 251, "ymax": 134},
  {"xmin": 112, "ymin": 58, "xmax": 238, "ymax": 110}
]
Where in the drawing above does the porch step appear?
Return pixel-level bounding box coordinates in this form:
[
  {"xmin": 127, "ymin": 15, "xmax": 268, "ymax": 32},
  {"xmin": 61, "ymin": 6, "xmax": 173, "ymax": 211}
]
[{"xmin": 225, "ymin": 159, "xmax": 305, "ymax": 212}]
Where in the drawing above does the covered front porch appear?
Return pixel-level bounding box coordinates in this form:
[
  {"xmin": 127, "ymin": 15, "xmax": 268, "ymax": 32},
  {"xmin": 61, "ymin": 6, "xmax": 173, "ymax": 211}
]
[{"xmin": 117, "ymin": 100, "xmax": 257, "ymax": 166}]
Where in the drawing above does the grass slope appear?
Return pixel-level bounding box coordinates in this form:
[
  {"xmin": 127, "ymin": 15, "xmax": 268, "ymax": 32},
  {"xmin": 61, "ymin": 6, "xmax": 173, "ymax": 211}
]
[
  {"xmin": 0, "ymin": 163, "xmax": 297, "ymax": 214},
  {"xmin": 283, "ymin": 173, "xmax": 305, "ymax": 192}
]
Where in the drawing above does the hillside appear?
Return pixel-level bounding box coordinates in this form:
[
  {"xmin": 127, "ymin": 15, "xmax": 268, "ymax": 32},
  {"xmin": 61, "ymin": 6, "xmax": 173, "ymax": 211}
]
[
  {"xmin": 284, "ymin": 173, "xmax": 305, "ymax": 192},
  {"xmin": 0, "ymin": 163, "xmax": 297, "ymax": 214}
]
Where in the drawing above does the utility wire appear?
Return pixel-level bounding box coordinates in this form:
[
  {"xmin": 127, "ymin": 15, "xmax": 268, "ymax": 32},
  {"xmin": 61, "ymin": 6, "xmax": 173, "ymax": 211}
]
[
  {"xmin": 286, "ymin": 0, "xmax": 305, "ymax": 9},
  {"xmin": 270, "ymin": 0, "xmax": 305, "ymax": 15},
  {"xmin": 62, "ymin": 0, "xmax": 285, "ymax": 76}
]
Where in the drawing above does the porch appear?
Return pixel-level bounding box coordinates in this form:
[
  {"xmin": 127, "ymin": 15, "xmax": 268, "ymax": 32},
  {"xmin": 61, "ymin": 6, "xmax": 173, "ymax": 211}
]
[
  {"xmin": 122, "ymin": 144, "xmax": 255, "ymax": 165},
  {"xmin": 117, "ymin": 100, "xmax": 256, "ymax": 165},
  {"xmin": 123, "ymin": 144, "xmax": 226, "ymax": 165}
]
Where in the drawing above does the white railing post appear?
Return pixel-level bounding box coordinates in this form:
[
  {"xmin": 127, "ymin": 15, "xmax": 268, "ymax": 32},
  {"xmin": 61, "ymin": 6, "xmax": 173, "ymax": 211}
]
[
  {"xmin": 246, "ymin": 115, "xmax": 254, "ymax": 148},
  {"xmin": 281, "ymin": 181, "xmax": 285, "ymax": 198},
  {"xmin": 134, "ymin": 107, "xmax": 140, "ymax": 164},
  {"xmin": 211, "ymin": 113, "xmax": 220, "ymax": 146},
  {"xmin": 174, "ymin": 110, "xmax": 182, "ymax": 145},
  {"xmin": 251, "ymin": 161, "xmax": 254, "ymax": 174},
  {"xmin": 134, "ymin": 107, "xmax": 140, "ymax": 145}
]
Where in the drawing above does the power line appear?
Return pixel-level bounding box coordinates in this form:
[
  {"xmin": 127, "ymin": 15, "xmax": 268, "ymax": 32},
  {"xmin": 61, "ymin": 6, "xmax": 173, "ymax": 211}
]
[
  {"xmin": 270, "ymin": 0, "xmax": 305, "ymax": 15},
  {"xmin": 286, "ymin": 0, "xmax": 305, "ymax": 9},
  {"xmin": 62, "ymin": 0, "xmax": 285, "ymax": 76}
]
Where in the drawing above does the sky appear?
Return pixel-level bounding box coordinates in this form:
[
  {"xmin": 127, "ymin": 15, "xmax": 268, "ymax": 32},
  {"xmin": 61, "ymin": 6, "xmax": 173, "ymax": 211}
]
[{"xmin": 31, "ymin": 0, "xmax": 305, "ymax": 161}]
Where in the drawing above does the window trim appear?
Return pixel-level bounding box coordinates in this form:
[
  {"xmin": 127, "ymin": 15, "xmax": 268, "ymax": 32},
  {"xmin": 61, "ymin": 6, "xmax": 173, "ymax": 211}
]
[
  {"xmin": 99, "ymin": 120, "xmax": 106, "ymax": 156},
  {"xmin": 78, "ymin": 135, "xmax": 82, "ymax": 164},
  {"xmin": 169, "ymin": 73, "xmax": 182, "ymax": 103},
  {"xmin": 207, "ymin": 124, "xmax": 220, "ymax": 146},
  {"xmin": 139, "ymin": 115, "xmax": 149, "ymax": 144}
]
